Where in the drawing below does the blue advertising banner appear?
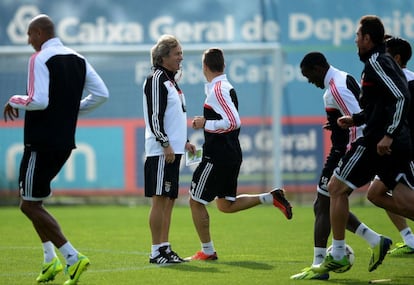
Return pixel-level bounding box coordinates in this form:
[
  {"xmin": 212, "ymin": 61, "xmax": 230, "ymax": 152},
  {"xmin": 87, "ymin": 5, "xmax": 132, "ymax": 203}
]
[
  {"xmin": 1, "ymin": 0, "xmax": 413, "ymax": 194},
  {"xmin": 0, "ymin": 124, "xmax": 125, "ymax": 192},
  {"xmin": 2, "ymin": 1, "xmax": 414, "ymax": 118},
  {"xmin": 1, "ymin": 117, "xmax": 325, "ymax": 193}
]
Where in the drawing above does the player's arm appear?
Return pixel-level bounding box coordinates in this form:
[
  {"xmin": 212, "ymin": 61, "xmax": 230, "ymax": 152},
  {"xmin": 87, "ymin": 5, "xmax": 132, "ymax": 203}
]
[
  {"xmin": 144, "ymin": 76, "xmax": 169, "ymax": 145},
  {"xmin": 384, "ymin": 89, "xmax": 406, "ymax": 138},
  {"xmin": 407, "ymin": 80, "xmax": 414, "ymax": 135},
  {"xmin": 204, "ymin": 88, "xmax": 240, "ymax": 132},
  {"xmin": 8, "ymin": 54, "xmax": 49, "ymax": 111},
  {"xmin": 372, "ymin": 61, "xmax": 407, "ymax": 138},
  {"xmin": 328, "ymin": 110, "xmax": 349, "ymax": 148},
  {"xmin": 351, "ymin": 111, "xmax": 366, "ymax": 126},
  {"xmin": 4, "ymin": 55, "xmax": 49, "ymax": 121},
  {"xmin": 78, "ymin": 61, "xmax": 109, "ymax": 115},
  {"xmin": 324, "ymin": 109, "xmax": 349, "ymax": 171}
]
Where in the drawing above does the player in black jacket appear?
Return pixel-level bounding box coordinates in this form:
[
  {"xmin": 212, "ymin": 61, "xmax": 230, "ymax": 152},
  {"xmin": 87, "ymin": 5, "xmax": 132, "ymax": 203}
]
[
  {"xmin": 3, "ymin": 14, "xmax": 108, "ymax": 284},
  {"xmin": 313, "ymin": 15, "xmax": 414, "ymax": 275},
  {"xmin": 376, "ymin": 36, "xmax": 414, "ymax": 255}
]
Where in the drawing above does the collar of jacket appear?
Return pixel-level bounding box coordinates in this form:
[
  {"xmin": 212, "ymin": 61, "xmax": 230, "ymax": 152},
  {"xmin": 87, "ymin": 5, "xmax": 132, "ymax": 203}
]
[
  {"xmin": 155, "ymin": 65, "xmax": 176, "ymax": 80},
  {"xmin": 359, "ymin": 43, "xmax": 386, "ymax": 63}
]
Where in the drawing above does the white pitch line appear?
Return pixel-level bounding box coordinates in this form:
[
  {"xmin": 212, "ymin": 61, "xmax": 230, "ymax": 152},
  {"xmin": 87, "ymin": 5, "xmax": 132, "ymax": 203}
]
[
  {"xmin": 0, "ymin": 264, "xmax": 172, "ymax": 278},
  {"xmin": 87, "ymin": 263, "xmax": 178, "ymax": 273},
  {"xmin": 0, "ymin": 245, "xmax": 176, "ymax": 277},
  {"xmin": 0, "ymin": 246, "xmax": 148, "ymax": 256}
]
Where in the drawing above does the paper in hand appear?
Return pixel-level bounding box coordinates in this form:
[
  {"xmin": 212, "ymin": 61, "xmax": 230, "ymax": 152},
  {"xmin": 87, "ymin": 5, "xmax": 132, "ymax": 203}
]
[{"xmin": 186, "ymin": 148, "xmax": 202, "ymax": 166}]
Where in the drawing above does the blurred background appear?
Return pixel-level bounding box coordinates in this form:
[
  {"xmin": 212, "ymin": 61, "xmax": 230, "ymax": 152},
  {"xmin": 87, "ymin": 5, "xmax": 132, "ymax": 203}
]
[{"xmin": 1, "ymin": 0, "xmax": 413, "ymax": 205}]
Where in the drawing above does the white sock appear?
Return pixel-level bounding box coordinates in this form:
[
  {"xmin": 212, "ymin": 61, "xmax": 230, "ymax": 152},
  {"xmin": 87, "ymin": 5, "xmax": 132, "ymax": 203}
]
[
  {"xmin": 331, "ymin": 239, "xmax": 345, "ymax": 260},
  {"xmin": 355, "ymin": 223, "xmax": 380, "ymax": 248},
  {"xmin": 42, "ymin": 241, "xmax": 57, "ymax": 263},
  {"xmin": 151, "ymin": 244, "xmax": 161, "ymax": 258},
  {"xmin": 400, "ymin": 227, "xmax": 414, "ymax": 248},
  {"xmin": 259, "ymin": 193, "xmax": 273, "ymax": 204},
  {"xmin": 313, "ymin": 247, "xmax": 326, "ymax": 266},
  {"xmin": 58, "ymin": 241, "xmax": 78, "ymax": 266},
  {"xmin": 202, "ymin": 241, "xmax": 215, "ymax": 255}
]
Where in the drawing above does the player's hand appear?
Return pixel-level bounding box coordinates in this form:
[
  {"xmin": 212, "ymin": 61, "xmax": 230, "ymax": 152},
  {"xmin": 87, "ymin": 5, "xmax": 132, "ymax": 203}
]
[
  {"xmin": 337, "ymin": 116, "xmax": 353, "ymax": 129},
  {"xmin": 377, "ymin": 135, "xmax": 393, "ymax": 156},
  {"xmin": 185, "ymin": 141, "xmax": 196, "ymax": 154},
  {"xmin": 163, "ymin": 145, "xmax": 176, "ymax": 163},
  {"xmin": 3, "ymin": 103, "xmax": 19, "ymax": 122},
  {"xmin": 323, "ymin": 121, "xmax": 332, "ymax": 130},
  {"xmin": 192, "ymin": 116, "xmax": 205, "ymax": 130}
]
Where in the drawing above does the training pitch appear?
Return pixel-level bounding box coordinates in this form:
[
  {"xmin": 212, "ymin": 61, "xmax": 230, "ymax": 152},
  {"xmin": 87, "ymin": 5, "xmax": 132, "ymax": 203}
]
[{"xmin": 0, "ymin": 203, "xmax": 413, "ymax": 285}]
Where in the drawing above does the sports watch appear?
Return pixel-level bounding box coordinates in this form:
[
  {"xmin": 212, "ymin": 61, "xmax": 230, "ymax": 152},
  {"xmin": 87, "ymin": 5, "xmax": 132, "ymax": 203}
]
[{"xmin": 161, "ymin": 141, "xmax": 170, "ymax": 148}]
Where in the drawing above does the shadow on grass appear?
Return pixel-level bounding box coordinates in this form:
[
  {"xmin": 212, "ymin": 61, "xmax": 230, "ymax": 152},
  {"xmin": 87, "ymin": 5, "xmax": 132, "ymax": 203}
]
[
  {"xmin": 325, "ymin": 278, "xmax": 411, "ymax": 285},
  {"xmin": 159, "ymin": 260, "xmax": 273, "ymax": 272},
  {"xmin": 159, "ymin": 262, "xmax": 222, "ymax": 273},
  {"xmin": 219, "ymin": 260, "xmax": 274, "ymax": 270},
  {"xmin": 397, "ymin": 276, "xmax": 414, "ymax": 284}
]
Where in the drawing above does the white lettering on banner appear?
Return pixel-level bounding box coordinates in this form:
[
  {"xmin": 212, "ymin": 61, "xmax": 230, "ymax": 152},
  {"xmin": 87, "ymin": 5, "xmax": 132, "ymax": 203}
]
[
  {"xmin": 281, "ymin": 154, "xmax": 317, "ymax": 171},
  {"xmin": 201, "ymin": 128, "xmax": 318, "ymax": 175},
  {"xmin": 135, "ymin": 59, "xmax": 304, "ymax": 87},
  {"xmin": 7, "ymin": 5, "xmax": 414, "ymax": 45},
  {"xmin": 281, "ymin": 129, "xmax": 317, "ymax": 151},
  {"xmin": 241, "ymin": 15, "xmax": 280, "ymax": 41},
  {"xmin": 149, "ymin": 15, "xmax": 235, "ymax": 42},
  {"xmin": 5, "ymin": 144, "xmax": 22, "ymax": 180},
  {"xmin": 58, "ymin": 17, "xmax": 143, "ymax": 44},
  {"xmin": 228, "ymin": 59, "xmax": 274, "ymax": 84},
  {"xmin": 240, "ymin": 153, "xmax": 317, "ymax": 174},
  {"xmin": 55, "ymin": 143, "xmax": 97, "ymax": 182},
  {"xmin": 4, "ymin": 142, "xmax": 96, "ymax": 183},
  {"xmin": 7, "ymin": 5, "xmax": 39, "ymax": 44},
  {"xmin": 382, "ymin": 10, "xmax": 414, "ymax": 38},
  {"xmin": 284, "ymin": 64, "xmax": 307, "ymax": 84},
  {"xmin": 241, "ymin": 155, "xmax": 275, "ymax": 174},
  {"xmin": 289, "ymin": 13, "xmax": 356, "ymax": 46},
  {"xmin": 239, "ymin": 134, "xmax": 253, "ymax": 152},
  {"xmin": 135, "ymin": 57, "xmax": 278, "ymax": 87},
  {"xmin": 179, "ymin": 61, "xmax": 205, "ymax": 84},
  {"xmin": 135, "ymin": 61, "xmax": 151, "ymax": 85},
  {"xmin": 135, "ymin": 60, "xmax": 206, "ymax": 85},
  {"xmin": 254, "ymin": 129, "xmax": 273, "ymax": 151}
]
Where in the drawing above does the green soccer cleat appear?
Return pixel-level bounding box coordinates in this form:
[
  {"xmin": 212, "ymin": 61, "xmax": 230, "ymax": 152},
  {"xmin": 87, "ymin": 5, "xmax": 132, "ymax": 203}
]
[
  {"xmin": 368, "ymin": 235, "xmax": 392, "ymax": 272},
  {"xmin": 290, "ymin": 267, "xmax": 330, "ymax": 280},
  {"xmin": 63, "ymin": 253, "xmax": 90, "ymax": 285},
  {"xmin": 311, "ymin": 254, "xmax": 351, "ymax": 274},
  {"xmin": 36, "ymin": 257, "xmax": 63, "ymax": 283},
  {"xmin": 387, "ymin": 242, "xmax": 414, "ymax": 256}
]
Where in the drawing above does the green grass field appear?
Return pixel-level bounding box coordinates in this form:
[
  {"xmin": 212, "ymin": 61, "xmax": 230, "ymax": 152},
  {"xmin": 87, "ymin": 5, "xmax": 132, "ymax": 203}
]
[{"xmin": 1, "ymin": 203, "xmax": 413, "ymax": 285}]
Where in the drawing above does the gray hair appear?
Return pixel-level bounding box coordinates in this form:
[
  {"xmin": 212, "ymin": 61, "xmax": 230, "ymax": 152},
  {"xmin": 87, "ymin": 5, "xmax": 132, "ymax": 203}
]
[{"xmin": 151, "ymin": 34, "xmax": 180, "ymax": 67}]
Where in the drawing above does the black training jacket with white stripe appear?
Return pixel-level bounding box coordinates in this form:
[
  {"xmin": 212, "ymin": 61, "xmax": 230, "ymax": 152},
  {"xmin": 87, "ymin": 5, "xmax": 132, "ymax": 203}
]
[
  {"xmin": 8, "ymin": 38, "xmax": 109, "ymax": 151},
  {"xmin": 355, "ymin": 43, "xmax": 411, "ymax": 148}
]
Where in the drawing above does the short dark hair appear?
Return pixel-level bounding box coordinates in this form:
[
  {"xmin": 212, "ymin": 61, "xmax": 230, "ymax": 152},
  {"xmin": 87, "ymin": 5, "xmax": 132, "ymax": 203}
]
[
  {"xmin": 359, "ymin": 15, "xmax": 385, "ymax": 45},
  {"xmin": 29, "ymin": 14, "xmax": 55, "ymax": 38},
  {"xmin": 300, "ymin": 52, "xmax": 329, "ymax": 69},
  {"xmin": 203, "ymin": 48, "xmax": 224, "ymax": 72},
  {"xmin": 386, "ymin": 37, "xmax": 412, "ymax": 66}
]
